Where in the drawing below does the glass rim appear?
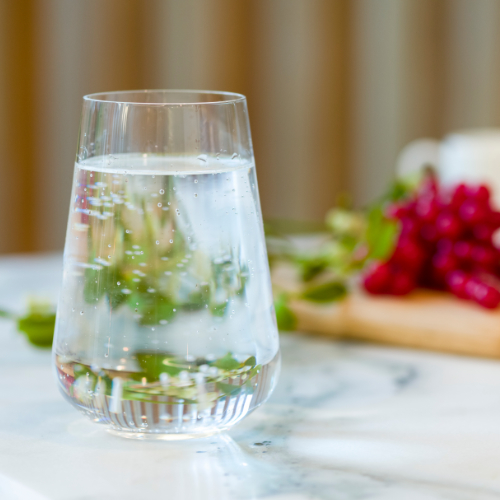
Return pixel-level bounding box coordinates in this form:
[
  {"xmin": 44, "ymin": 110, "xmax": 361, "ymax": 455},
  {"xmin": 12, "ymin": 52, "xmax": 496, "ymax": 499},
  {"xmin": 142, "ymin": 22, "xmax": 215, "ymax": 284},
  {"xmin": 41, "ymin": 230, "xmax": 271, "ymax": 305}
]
[{"xmin": 83, "ymin": 89, "xmax": 247, "ymax": 106}]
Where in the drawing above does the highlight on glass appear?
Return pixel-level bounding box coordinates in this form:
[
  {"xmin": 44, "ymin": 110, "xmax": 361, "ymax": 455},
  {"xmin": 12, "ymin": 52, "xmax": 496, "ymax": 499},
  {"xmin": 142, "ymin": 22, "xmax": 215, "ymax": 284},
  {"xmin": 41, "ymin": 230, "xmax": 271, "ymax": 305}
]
[{"xmin": 53, "ymin": 90, "xmax": 281, "ymax": 439}]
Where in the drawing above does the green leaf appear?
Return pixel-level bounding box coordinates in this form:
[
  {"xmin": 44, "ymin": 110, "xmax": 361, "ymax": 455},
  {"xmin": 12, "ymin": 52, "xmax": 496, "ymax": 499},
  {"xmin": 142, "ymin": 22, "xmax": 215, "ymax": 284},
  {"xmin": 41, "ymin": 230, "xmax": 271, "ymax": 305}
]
[
  {"xmin": 216, "ymin": 382, "xmax": 243, "ymax": 396},
  {"xmin": 184, "ymin": 283, "xmax": 211, "ymax": 311},
  {"xmin": 295, "ymin": 256, "xmax": 328, "ymax": 282},
  {"xmin": 96, "ymin": 372, "xmax": 113, "ymax": 396},
  {"xmin": 274, "ymin": 294, "xmax": 297, "ymax": 331},
  {"xmin": 213, "ymin": 352, "xmax": 240, "ymax": 371},
  {"xmin": 73, "ymin": 363, "xmax": 95, "ymax": 380},
  {"xmin": 84, "ymin": 265, "xmax": 128, "ymax": 310},
  {"xmin": 83, "ymin": 266, "xmax": 106, "ymax": 304},
  {"xmin": 105, "ymin": 270, "xmax": 128, "ymax": 309},
  {"xmin": 211, "ymin": 302, "xmax": 228, "ymax": 317},
  {"xmin": 386, "ymin": 179, "xmax": 412, "ymax": 202},
  {"xmin": 138, "ymin": 298, "xmax": 176, "ymax": 325},
  {"xmin": 366, "ymin": 206, "xmax": 399, "ymax": 261},
  {"xmin": 108, "ymin": 286, "xmax": 128, "ymax": 309},
  {"xmin": 135, "ymin": 352, "xmax": 188, "ymax": 380},
  {"xmin": 17, "ymin": 313, "xmax": 55, "ymax": 348},
  {"xmin": 243, "ymin": 356, "xmax": 256, "ymax": 367},
  {"xmin": 246, "ymin": 364, "xmax": 262, "ymax": 379},
  {"xmin": 130, "ymin": 284, "xmax": 176, "ymax": 326},
  {"xmin": 301, "ymin": 281, "xmax": 347, "ymax": 303}
]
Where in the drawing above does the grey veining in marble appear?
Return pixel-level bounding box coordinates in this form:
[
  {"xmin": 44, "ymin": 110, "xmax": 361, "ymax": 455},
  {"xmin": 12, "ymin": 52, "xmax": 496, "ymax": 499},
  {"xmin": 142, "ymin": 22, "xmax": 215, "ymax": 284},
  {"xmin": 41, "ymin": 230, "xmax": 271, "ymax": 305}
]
[{"xmin": 1, "ymin": 254, "xmax": 500, "ymax": 500}]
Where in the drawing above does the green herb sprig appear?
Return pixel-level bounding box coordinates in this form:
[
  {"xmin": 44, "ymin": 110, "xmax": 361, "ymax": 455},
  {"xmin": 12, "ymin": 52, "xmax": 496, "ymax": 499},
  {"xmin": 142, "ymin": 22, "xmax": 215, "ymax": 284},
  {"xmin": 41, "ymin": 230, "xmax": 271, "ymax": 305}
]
[
  {"xmin": 0, "ymin": 298, "xmax": 56, "ymax": 348},
  {"xmin": 268, "ymin": 179, "xmax": 417, "ymax": 331}
]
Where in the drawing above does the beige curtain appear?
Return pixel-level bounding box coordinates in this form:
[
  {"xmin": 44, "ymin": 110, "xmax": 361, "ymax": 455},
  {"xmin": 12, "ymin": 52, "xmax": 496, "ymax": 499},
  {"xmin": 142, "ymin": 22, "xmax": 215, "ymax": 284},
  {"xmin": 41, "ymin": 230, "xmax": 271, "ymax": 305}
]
[{"xmin": 2, "ymin": 0, "xmax": 500, "ymax": 254}]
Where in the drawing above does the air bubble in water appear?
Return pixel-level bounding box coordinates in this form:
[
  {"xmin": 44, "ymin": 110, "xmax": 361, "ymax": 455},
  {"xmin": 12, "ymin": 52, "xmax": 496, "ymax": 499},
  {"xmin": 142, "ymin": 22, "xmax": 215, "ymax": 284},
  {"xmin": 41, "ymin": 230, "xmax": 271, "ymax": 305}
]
[
  {"xmin": 194, "ymin": 179, "xmax": 198, "ymax": 184},
  {"xmin": 169, "ymin": 239, "xmax": 173, "ymax": 244},
  {"xmin": 156, "ymin": 240, "xmax": 160, "ymax": 245},
  {"xmin": 157, "ymin": 203, "xmax": 162, "ymax": 207},
  {"xmin": 80, "ymin": 311, "xmax": 84, "ymax": 315},
  {"xmin": 159, "ymin": 189, "xmax": 165, "ymax": 194}
]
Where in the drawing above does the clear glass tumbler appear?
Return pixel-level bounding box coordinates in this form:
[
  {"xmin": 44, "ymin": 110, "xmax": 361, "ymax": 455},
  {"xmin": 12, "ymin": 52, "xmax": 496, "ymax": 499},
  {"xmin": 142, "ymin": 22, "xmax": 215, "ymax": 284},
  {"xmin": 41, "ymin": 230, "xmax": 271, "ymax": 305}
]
[{"xmin": 53, "ymin": 90, "xmax": 280, "ymax": 439}]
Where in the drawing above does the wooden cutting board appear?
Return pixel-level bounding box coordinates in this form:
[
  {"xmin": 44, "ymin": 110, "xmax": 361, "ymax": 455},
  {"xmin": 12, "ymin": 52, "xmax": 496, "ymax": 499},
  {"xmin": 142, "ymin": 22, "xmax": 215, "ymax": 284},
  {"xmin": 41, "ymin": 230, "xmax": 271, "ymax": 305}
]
[{"xmin": 272, "ymin": 264, "xmax": 500, "ymax": 359}]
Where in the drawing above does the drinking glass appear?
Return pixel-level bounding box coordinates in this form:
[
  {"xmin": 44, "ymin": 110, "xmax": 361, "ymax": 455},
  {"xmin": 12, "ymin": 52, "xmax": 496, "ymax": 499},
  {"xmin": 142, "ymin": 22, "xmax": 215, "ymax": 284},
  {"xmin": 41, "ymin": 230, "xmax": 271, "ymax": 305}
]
[{"xmin": 53, "ymin": 90, "xmax": 280, "ymax": 439}]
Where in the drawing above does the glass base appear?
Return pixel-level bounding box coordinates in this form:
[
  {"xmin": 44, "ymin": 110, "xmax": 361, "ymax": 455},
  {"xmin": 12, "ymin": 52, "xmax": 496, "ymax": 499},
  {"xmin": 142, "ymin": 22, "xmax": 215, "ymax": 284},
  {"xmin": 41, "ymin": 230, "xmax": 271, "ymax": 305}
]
[{"xmin": 107, "ymin": 427, "xmax": 224, "ymax": 440}]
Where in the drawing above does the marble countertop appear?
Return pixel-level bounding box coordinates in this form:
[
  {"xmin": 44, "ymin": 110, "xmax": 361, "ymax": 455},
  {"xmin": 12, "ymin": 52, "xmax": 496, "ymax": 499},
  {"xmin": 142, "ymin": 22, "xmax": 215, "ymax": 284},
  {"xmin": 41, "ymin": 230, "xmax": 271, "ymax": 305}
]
[{"xmin": 1, "ymin": 254, "xmax": 500, "ymax": 500}]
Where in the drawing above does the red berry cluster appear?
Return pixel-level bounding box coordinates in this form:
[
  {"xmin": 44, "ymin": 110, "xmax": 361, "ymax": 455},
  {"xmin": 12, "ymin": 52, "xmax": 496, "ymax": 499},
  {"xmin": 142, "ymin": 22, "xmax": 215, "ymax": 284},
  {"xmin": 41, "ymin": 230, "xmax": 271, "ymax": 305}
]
[{"xmin": 363, "ymin": 176, "xmax": 500, "ymax": 309}]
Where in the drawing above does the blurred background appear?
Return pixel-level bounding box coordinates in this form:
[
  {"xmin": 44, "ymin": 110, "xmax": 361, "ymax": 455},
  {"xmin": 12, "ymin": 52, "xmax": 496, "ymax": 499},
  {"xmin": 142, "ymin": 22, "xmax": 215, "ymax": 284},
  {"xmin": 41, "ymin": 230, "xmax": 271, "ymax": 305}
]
[{"xmin": 2, "ymin": 0, "xmax": 500, "ymax": 254}]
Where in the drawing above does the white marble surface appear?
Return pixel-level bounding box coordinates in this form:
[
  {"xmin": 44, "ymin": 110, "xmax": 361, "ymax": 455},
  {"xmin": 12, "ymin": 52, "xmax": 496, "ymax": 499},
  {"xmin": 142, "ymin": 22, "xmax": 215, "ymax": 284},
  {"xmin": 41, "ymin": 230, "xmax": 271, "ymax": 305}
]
[{"xmin": 1, "ymin": 254, "xmax": 500, "ymax": 499}]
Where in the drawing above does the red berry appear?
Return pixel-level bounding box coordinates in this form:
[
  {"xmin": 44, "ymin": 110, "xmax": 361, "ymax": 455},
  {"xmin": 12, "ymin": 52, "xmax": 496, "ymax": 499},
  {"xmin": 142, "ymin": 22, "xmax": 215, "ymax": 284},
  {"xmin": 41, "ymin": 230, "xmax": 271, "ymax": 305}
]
[
  {"xmin": 432, "ymin": 252, "xmax": 458, "ymax": 281},
  {"xmin": 450, "ymin": 184, "xmax": 468, "ymax": 211},
  {"xmin": 436, "ymin": 238, "xmax": 454, "ymax": 255},
  {"xmin": 420, "ymin": 223, "xmax": 438, "ymax": 243},
  {"xmin": 464, "ymin": 276, "xmax": 482, "ymax": 299},
  {"xmin": 390, "ymin": 273, "xmax": 415, "ymax": 295},
  {"xmin": 466, "ymin": 184, "xmax": 491, "ymax": 205},
  {"xmin": 392, "ymin": 238, "xmax": 425, "ymax": 270},
  {"xmin": 363, "ymin": 263, "xmax": 391, "ymax": 294},
  {"xmin": 470, "ymin": 244, "xmax": 497, "ymax": 269},
  {"xmin": 386, "ymin": 202, "xmax": 409, "ymax": 220},
  {"xmin": 364, "ymin": 178, "xmax": 500, "ymax": 306},
  {"xmin": 472, "ymin": 282, "xmax": 500, "ymax": 309},
  {"xmin": 473, "ymin": 223, "xmax": 494, "ymax": 243},
  {"xmin": 459, "ymin": 200, "xmax": 487, "ymax": 225},
  {"xmin": 415, "ymin": 199, "xmax": 439, "ymax": 223},
  {"xmin": 446, "ymin": 270, "xmax": 469, "ymax": 299},
  {"xmin": 400, "ymin": 217, "xmax": 421, "ymax": 239},
  {"xmin": 490, "ymin": 212, "xmax": 500, "ymax": 229},
  {"xmin": 474, "ymin": 272, "xmax": 500, "ymax": 288},
  {"xmin": 454, "ymin": 240, "xmax": 473, "ymax": 262},
  {"xmin": 436, "ymin": 212, "xmax": 463, "ymax": 240}
]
